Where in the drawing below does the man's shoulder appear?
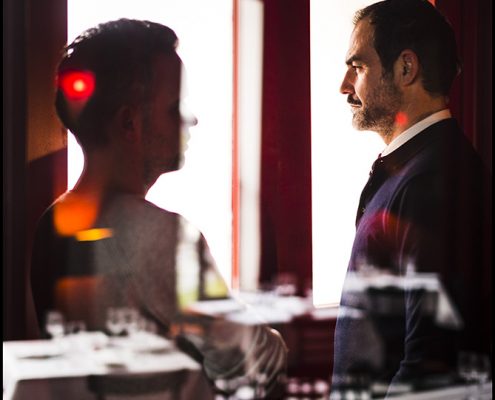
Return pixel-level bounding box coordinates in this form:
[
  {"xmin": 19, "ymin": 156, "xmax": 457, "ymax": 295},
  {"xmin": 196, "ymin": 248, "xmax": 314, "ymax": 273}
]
[
  {"xmin": 103, "ymin": 194, "xmax": 204, "ymax": 240},
  {"xmin": 36, "ymin": 192, "xmax": 189, "ymax": 237},
  {"xmin": 425, "ymin": 120, "xmax": 488, "ymax": 179},
  {"xmin": 111, "ymin": 194, "xmax": 177, "ymax": 217},
  {"xmin": 401, "ymin": 119, "xmax": 485, "ymax": 175}
]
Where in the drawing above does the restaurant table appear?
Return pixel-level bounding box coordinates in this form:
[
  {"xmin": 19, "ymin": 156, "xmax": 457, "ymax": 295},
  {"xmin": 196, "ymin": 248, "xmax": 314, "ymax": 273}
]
[
  {"xmin": 186, "ymin": 291, "xmax": 314, "ymax": 325},
  {"xmin": 3, "ymin": 332, "xmax": 214, "ymax": 400},
  {"xmin": 384, "ymin": 381, "xmax": 492, "ymax": 399},
  {"xmin": 327, "ymin": 381, "xmax": 493, "ymax": 400},
  {"xmin": 187, "ymin": 292, "xmax": 337, "ymax": 380},
  {"xmin": 188, "ymin": 292, "xmax": 493, "ymax": 400}
]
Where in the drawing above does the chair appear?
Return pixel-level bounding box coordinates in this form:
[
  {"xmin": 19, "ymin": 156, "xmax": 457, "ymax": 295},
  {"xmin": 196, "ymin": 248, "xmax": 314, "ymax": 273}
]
[
  {"xmin": 288, "ymin": 315, "xmax": 336, "ymax": 379},
  {"xmin": 87, "ymin": 369, "xmax": 188, "ymax": 399}
]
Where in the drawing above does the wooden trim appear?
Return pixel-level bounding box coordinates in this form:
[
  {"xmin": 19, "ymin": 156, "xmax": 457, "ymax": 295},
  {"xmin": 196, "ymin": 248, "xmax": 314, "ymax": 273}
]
[{"xmin": 231, "ymin": 0, "xmax": 240, "ymax": 290}]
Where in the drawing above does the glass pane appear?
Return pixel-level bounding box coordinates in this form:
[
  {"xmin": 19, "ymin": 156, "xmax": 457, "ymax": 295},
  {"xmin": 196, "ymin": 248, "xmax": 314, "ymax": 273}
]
[
  {"xmin": 67, "ymin": 0, "xmax": 233, "ymax": 284},
  {"xmin": 310, "ymin": 0, "xmax": 383, "ymax": 306}
]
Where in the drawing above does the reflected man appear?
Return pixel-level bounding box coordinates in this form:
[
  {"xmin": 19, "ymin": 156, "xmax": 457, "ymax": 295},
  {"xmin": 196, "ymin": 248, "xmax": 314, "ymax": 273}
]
[{"xmin": 29, "ymin": 19, "xmax": 286, "ymax": 397}]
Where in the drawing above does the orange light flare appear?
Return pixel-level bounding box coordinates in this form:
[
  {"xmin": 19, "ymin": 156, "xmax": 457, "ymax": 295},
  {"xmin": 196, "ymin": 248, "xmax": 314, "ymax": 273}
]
[
  {"xmin": 75, "ymin": 228, "xmax": 113, "ymax": 242},
  {"xmin": 395, "ymin": 112, "xmax": 408, "ymax": 127},
  {"xmin": 53, "ymin": 193, "xmax": 100, "ymax": 237}
]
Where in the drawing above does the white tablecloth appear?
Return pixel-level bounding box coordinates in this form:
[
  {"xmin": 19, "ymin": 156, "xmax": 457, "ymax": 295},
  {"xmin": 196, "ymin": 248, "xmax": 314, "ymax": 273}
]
[
  {"xmin": 187, "ymin": 293, "xmax": 313, "ymax": 325},
  {"xmin": 3, "ymin": 332, "xmax": 213, "ymax": 400},
  {"xmin": 385, "ymin": 381, "xmax": 493, "ymax": 400}
]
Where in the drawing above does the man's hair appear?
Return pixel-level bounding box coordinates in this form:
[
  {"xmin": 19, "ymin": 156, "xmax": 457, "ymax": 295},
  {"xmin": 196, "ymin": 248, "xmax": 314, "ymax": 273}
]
[
  {"xmin": 55, "ymin": 19, "xmax": 178, "ymax": 150},
  {"xmin": 355, "ymin": 0, "xmax": 460, "ymax": 96}
]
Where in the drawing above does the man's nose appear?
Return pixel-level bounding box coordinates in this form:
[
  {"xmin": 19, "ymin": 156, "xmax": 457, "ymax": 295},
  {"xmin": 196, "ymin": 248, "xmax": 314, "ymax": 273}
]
[
  {"xmin": 180, "ymin": 102, "xmax": 198, "ymax": 127},
  {"xmin": 340, "ymin": 70, "xmax": 355, "ymax": 95},
  {"xmin": 181, "ymin": 113, "xmax": 198, "ymax": 127}
]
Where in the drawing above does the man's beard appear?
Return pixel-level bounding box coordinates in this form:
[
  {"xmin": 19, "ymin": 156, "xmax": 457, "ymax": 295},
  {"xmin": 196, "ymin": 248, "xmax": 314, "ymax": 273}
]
[{"xmin": 350, "ymin": 76, "xmax": 402, "ymax": 138}]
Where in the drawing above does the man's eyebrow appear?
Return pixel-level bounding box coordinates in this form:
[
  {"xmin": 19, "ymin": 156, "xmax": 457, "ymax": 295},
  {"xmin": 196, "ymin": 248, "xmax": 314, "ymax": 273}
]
[{"xmin": 345, "ymin": 54, "xmax": 364, "ymax": 65}]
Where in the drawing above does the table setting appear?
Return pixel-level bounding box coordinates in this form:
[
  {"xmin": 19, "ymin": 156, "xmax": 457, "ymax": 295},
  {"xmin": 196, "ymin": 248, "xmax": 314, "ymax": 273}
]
[{"xmin": 3, "ymin": 308, "xmax": 211, "ymax": 400}]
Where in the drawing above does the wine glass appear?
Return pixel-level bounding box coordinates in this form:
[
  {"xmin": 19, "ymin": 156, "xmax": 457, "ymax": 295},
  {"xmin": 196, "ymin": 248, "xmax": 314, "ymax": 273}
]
[
  {"xmin": 274, "ymin": 273, "xmax": 297, "ymax": 297},
  {"xmin": 66, "ymin": 320, "xmax": 87, "ymax": 335},
  {"xmin": 121, "ymin": 307, "xmax": 140, "ymax": 337},
  {"xmin": 458, "ymin": 352, "xmax": 491, "ymax": 400},
  {"xmin": 45, "ymin": 310, "xmax": 65, "ymax": 340},
  {"xmin": 471, "ymin": 353, "xmax": 491, "ymax": 398},
  {"xmin": 458, "ymin": 352, "xmax": 478, "ymax": 382},
  {"xmin": 106, "ymin": 308, "xmax": 125, "ymax": 338},
  {"xmin": 473, "ymin": 354, "xmax": 491, "ymax": 384}
]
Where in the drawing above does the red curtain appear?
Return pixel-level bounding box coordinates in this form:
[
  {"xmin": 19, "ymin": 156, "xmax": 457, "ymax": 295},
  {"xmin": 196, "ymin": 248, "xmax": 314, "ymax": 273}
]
[
  {"xmin": 260, "ymin": 0, "xmax": 312, "ymax": 293},
  {"xmin": 437, "ymin": 0, "xmax": 492, "ymax": 172}
]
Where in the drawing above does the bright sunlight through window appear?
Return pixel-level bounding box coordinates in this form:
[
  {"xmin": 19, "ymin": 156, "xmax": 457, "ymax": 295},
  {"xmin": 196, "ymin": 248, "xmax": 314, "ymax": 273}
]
[
  {"xmin": 310, "ymin": 0, "xmax": 383, "ymax": 306},
  {"xmin": 68, "ymin": 0, "xmax": 233, "ymax": 285}
]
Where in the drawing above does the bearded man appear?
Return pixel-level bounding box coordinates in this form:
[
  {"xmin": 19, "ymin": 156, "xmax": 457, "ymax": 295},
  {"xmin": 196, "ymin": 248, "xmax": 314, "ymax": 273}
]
[{"xmin": 332, "ymin": 0, "xmax": 492, "ymax": 396}]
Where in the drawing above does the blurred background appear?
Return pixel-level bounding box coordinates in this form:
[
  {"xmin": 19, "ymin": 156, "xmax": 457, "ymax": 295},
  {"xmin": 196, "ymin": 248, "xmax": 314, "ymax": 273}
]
[{"xmin": 4, "ymin": 0, "xmax": 492, "ymax": 381}]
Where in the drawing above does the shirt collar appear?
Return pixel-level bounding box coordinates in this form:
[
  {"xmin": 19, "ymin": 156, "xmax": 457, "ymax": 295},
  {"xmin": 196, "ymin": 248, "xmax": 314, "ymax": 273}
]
[{"xmin": 381, "ymin": 109, "xmax": 452, "ymax": 157}]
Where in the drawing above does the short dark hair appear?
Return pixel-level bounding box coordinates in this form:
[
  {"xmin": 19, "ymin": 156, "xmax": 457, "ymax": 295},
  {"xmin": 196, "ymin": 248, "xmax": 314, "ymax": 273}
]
[
  {"xmin": 55, "ymin": 19, "xmax": 178, "ymax": 150},
  {"xmin": 354, "ymin": 0, "xmax": 460, "ymax": 96}
]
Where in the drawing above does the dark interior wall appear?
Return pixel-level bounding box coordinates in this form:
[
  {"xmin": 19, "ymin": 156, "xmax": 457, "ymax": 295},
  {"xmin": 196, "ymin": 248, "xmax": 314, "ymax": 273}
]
[
  {"xmin": 3, "ymin": 0, "xmax": 28, "ymax": 340},
  {"xmin": 3, "ymin": 0, "xmax": 67, "ymax": 340},
  {"xmin": 437, "ymin": 0, "xmax": 492, "ymax": 172}
]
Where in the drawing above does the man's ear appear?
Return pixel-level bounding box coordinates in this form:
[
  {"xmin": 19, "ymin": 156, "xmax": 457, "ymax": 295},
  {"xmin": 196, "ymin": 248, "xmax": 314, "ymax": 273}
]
[
  {"xmin": 395, "ymin": 50, "xmax": 419, "ymax": 86},
  {"xmin": 117, "ymin": 105, "xmax": 141, "ymax": 142}
]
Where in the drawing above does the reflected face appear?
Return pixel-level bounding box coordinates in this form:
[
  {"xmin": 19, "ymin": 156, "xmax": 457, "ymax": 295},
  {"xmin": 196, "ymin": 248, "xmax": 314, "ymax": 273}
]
[
  {"xmin": 141, "ymin": 53, "xmax": 196, "ymax": 186},
  {"xmin": 340, "ymin": 19, "xmax": 401, "ymax": 138}
]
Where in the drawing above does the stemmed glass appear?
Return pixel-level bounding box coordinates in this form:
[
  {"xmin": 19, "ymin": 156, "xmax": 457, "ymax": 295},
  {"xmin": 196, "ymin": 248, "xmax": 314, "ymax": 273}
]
[
  {"xmin": 66, "ymin": 320, "xmax": 87, "ymax": 335},
  {"xmin": 471, "ymin": 353, "xmax": 491, "ymax": 395},
  {"xmin": 106, "ymin": 308, "xmax": 125, "ymax": 338},
  {"xmin": 457, "ymin": 352, "xmax": 491, "ymax": 399},
  {"xmin": 122, "ymin": 307, "xmax": 140, "ymax": 337},
  {"xmin": 45, "ymin": 310, "xmax": 65, "ymax": 340},
  {"xmin": 457, "ymin": 352, "xmax": 491, "ymax": 383}
]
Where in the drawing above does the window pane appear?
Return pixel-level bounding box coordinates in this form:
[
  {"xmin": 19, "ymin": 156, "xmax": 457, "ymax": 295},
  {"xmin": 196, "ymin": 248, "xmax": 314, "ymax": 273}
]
[
  {"xmin": 310, "ymin": 0, "xmax": 383, "ymax": 306},
  {"xmin": 68, "ymin": 0, "xmax": 233, "ymax": 284}
]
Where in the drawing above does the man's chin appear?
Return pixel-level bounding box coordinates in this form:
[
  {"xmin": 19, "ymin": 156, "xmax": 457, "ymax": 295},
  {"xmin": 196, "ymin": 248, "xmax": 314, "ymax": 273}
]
[
  {"xmin": 352, "ymin": 112, "xmax": 379, "ymax": 132},
  {"xmin": 160, "ymin": 156, "xmax": 185, "ymax": 175},
  {"xmin": 177, "ymin": 155, "xmax": 185, "ymax": 170},
  {"xmin": 352, "ymin": 116, "xmax": 368, "ymax": 131},
  {"xmin": 145, "ymin": 159, "xmax": 183, "ymax": 187}
]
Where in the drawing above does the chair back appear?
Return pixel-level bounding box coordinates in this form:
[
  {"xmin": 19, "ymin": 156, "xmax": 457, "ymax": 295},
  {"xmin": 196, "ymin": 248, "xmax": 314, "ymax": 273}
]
[{"xmin": 87, "ymin": 369, "xmax": 187, "ymax": 399}]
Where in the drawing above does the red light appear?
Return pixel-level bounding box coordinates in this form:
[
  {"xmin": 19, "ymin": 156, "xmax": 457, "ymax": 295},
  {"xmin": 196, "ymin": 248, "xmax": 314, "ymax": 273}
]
[
  {"xmin": 395, "ymin": 112, "xmax": 408, "ymax": 126},
  {"xmin": 59, "ymin": 70, "xmax": 95, "ymax": 101}
]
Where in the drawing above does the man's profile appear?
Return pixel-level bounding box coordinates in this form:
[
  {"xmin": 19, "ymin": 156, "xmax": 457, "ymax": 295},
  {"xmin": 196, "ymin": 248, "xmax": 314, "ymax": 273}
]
[{"xmin": 332, "ymin": 0, "xmax": 491, "ymax": 395}]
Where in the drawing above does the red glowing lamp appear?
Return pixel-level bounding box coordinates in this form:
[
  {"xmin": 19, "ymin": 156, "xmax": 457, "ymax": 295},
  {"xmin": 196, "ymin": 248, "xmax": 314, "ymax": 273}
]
[{"xmin": 59, "ymin": 70, "xmax": 95, "ymax": 101}]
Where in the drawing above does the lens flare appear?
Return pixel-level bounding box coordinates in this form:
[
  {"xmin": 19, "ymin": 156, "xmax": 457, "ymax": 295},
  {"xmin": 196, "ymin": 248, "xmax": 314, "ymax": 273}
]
[
  {"xmin": 75, "ymin": 228, "xmax": 113, "ymax": 242},
  {"xmin": 59, "ymin": 70, "xmax": 95, "ymax": 101},
  {"xmin": 53, "ymin": 194, "xmax": 98, "ymax": 236},
  {"xmin": 395, "ymin": 112, "xmax": 408, "ymax": 126}
]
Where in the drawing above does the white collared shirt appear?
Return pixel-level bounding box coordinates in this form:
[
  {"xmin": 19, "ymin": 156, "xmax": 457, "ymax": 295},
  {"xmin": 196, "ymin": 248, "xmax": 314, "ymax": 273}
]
[{"xmin": 381, "ymin": 109, "xmax": 452, "ymax": 157}]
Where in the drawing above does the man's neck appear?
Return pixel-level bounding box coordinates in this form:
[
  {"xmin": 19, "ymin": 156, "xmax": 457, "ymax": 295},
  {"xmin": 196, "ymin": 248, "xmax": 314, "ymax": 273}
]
[
  {"xmin": 381, "ymin": 94, "xmax": 448, "ymax": 145},
  {"xmin": 73, "ymin": 151, "xmax": 147, "ymax": 198}
]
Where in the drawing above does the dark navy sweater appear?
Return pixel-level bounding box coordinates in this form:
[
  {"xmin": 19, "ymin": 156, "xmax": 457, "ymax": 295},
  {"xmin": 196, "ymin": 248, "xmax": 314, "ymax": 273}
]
[{"xmin": 332, "ymin": 119, "xmax": 492, "ymax": 391}]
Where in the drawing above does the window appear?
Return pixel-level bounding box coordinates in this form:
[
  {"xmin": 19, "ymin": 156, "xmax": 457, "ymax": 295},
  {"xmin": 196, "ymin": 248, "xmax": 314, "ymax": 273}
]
[
  {"xmin": 69, "ymin": 0, "xmax": 387, "ymax": 304},
  {"xmin": 310, "ymin": 0, "xmax": 383, "ymax": 306},
  {"xmin": 68, "ymin": 0, "xmax": 234, "ymax": 284}
]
